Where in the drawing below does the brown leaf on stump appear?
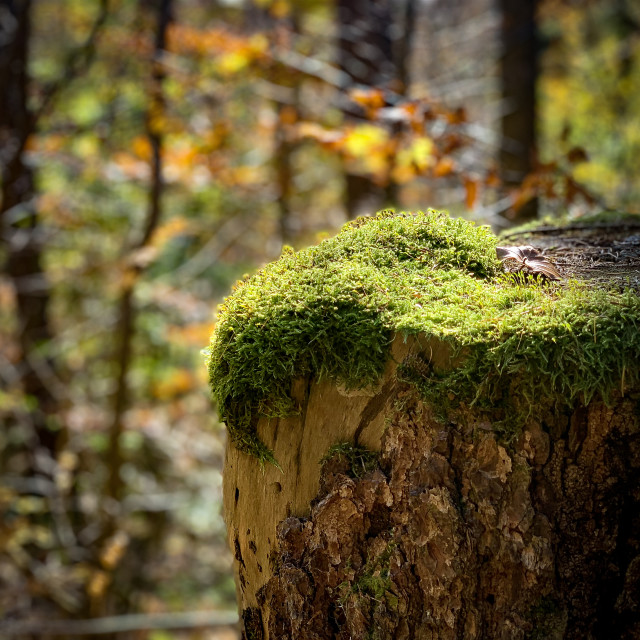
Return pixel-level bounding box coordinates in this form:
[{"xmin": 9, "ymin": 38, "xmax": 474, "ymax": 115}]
[{"xmin": 496, "ymin": 245, "xmax": 562, "ymax": 281}]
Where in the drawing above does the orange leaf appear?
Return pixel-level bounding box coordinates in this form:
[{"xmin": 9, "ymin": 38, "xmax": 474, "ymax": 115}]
[
  {"xmin": 279, "ymin": 105, "xmax": 298, "ymax": 126},
  {"xmin": 511, "ymin": 184, "xmax": 537, "ymax": 212},
  {"xmin": 446, "ymin": 106, "xmax": 467, "ymax": 124},
  {"xmin": 349, "ymin": 88, "xmax": 386, "ymax": 118},
  {"xmin": 485, "ymin": 168, "xmax": 501, "ymax": 188},
  {"xmin": 433, "ymin": 157, "xmax": 455, "ymax": 177},
  {"xmin": 464, "ymin": 176, "xmax": 479, "ymax": 209}
]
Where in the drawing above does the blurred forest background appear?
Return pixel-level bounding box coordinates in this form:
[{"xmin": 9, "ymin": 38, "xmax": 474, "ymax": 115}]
[{"xmin": 0, "ymin": 0, "xmax": 638, "ymax": 637}]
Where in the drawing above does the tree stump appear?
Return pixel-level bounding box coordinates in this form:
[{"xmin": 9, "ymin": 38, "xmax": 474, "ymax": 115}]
[{"xmin": 208, "ymin": 211, "xmax": 640, "ymax": 639}]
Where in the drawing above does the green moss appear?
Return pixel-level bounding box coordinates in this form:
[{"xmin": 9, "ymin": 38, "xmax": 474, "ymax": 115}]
[
  {"xmin": 339, "ymin": 542, "xmax": 399, "ymax": 639},
  {"xmin": 322, "ymin": 443, "xmax": 379, "ymax": 478},
  {"xmin": 526, "ymin": 595, "xmax": 566, "ymax": 640},
  {"xmin": 207, "ymin": 209, "xmax": 640, "ymax": 464},
  {"xmin": 339, "ymin": 542, "xmax": 398, "ymax": 609}
]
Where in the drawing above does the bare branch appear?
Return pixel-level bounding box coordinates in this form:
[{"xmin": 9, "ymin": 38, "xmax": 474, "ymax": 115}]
[
  {"xmin": 33, "ymin": 0, "xmax": 110, "ymax": 122},
  {"xmin": 106, "ymin": 0, "xmax": 174, "ymax": 504},
  {"xmin": 0, "ymin": 610, "xmax": 239, "ymax": 637}
]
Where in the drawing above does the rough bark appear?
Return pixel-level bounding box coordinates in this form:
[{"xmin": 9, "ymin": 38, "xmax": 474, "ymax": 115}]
[
  {"xmin": 223, "ymin": 223, "xmax": 640, "ymax": 639},
  {"xmin": 225, "ymin": 339, "xmax": 640, "ymax": 640}
]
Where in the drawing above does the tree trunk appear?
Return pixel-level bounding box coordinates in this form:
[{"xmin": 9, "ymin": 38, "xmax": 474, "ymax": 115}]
[
  {"xmin": 222, "ymin": 219, "xmax": 640, "ymax": 639},
  {"xmin": 498, "ymin": 0, "xmax": 539, "ymax": 223},
  {"xmin": 107, "ymin": 0, "xmax": 172, "ymax": 504},
  {"xmin": 0, "ymin": 0, "xmax": 59, "ymax": 453},
  {"xmin": 336, "ymin": 0, "xmax": 396, "ymax": 218}
]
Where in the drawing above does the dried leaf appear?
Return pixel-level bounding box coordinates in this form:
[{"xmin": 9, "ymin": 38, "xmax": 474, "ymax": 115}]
[
  {"xmin": 464, "ymin": 176, "xmax": 479, "ymax": 210},
  {"xmin": 349, "ymin": 87, "xmax": 386, "ymax": 118},
  {"xmin": 567, "ymin": 146, "xmax": 589, "ymax": 164},
  {"xmin": 496, "ymin": 245, "xmax": 562, "ymax": 281},
  {"xmin": 433, "ymin": 157, "xmax": 455, "ymax": 177},
  {"xmin": 485, "ymin": 167, "xmax": 501, "ymax": 188}
]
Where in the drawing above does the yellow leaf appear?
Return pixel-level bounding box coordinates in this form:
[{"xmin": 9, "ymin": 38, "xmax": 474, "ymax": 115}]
[
  {"xmin": 343, "ymin": 124, "xmax": 389, "ymax": 158},
  {"xmin": 391, "ymin": 163, "xmax": 416, "ymax": 185},
  {"xmin": 217, "ymin": 50, "xmax": 251, "ymax": 75},
  {"xmin": 168, "ymin": 322, "xmax": 216, "ymax": 346},
  {"xmin": 270, "ymin": 0, "xmax": 291, "ymax": 19},
  {"xmin": 153, "ymin": 368, "xmax": 196, "ymax": 399},
  {"xmin": 410, "ymin": 136, "xmax": 435, "ymax": 171},
  {"xmin": 150, "ymin": 217, "xmax": 190, "ymax": 248},
  {"xmin": 100, "ymin": 531, "xmax": 129, "ymax": 570},
  {"xmin": 132, "ymin": 136, "xmax": 152, "ymax": 161},
  {"xmin": 88, "ymin": 570, "xmax": 110, "ymax": 600}
]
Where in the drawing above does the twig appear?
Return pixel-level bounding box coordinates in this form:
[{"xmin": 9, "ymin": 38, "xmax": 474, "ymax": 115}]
[
  {"xmin": 171, "ymin": 213, "xmax": 254, "ymax": 283},
  {"xmin": 33, "ymin": 0, "xmax": 110, "ymax": 122},
  {"xmin": 107, "ymin": 0, "xmax": 172, "ymax": 502},
  {"xmin": 272, "ymin": 48, "xmax": 350, "ymax": 88},
  {"xmin": 0, "ymin": 610, "xmax": 239, "ymax": 637}
]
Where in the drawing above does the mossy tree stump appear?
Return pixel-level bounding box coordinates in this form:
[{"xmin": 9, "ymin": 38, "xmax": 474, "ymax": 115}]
[{"xmin": 208, "ymin": 211, "xmax": 640, "ymax": 639}]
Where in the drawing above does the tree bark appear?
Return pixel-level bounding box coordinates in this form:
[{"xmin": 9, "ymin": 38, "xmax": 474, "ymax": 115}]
[
  {"xmin": 223, "ymin": 223, "xmax": 640, "ymax": 639},
  {"xmin": 336, "ymin": 0, "xmax": 396, "ymax": 218},
  {"xmin": 498, "ymin": 0, "xmax": 539, "ymax": 223},
  {"xmin": 0, "ymin": 0, "xmax": 59, "ymax": 453},
  {"xmin": 0, "ymin": 0, "xmax": 108, "ymax": 455}
]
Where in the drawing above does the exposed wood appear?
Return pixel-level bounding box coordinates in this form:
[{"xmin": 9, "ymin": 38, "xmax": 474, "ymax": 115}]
[{"xmin": 224, "ymin": 336, "xmax": 460, "ymax": 617}]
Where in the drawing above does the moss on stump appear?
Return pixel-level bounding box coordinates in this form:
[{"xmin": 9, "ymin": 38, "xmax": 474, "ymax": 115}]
[{"xmin": 208, "ymin": 210, "xmax": 640, "ymax": 462}]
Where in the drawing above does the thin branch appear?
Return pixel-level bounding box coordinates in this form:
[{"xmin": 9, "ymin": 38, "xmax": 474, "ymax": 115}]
[
  {"xmin": 107, "ymin": 0, "xmax": 172, "ymax": 502},
  {"xmin": 33, "ymin": 0, "xmax": 110, "ymax": 122},
  {"xmin": 138, "ymin": 0, "xmax": 172, "ymax": 248},
  {"xmin": 171, "ymin": 213, "xmax": 254, "ymax": 283},
  {"xmin": 272, "ymin": 48, "xmax": 350, "ymax": 88},
  {"xmin": 0, "ymin": 610, "xmax": 239, "ymax": 637}
]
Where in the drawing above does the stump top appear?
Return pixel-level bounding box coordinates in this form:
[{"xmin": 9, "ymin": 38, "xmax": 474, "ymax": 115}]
[
  {"xmin": 207, "ymin": 210, "xmax": 640, "ymax": 463},
  {"xmin": 501, "ymin": 212, "xmax": 640, "ymax": 291}
]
